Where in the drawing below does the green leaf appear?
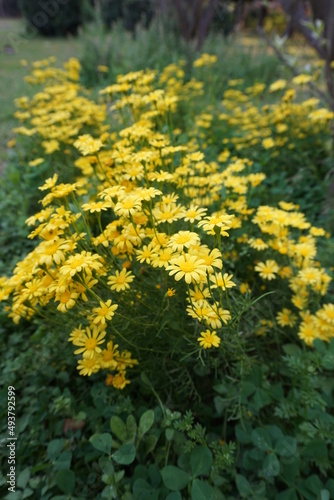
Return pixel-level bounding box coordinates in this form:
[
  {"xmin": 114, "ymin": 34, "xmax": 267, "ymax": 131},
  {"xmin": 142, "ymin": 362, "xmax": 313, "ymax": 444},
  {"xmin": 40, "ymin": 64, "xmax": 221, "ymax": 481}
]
[
  {"xmin": 166, "ymin": 493, "xmax": 182, "ymax": 500},
  {"xmin": 267, "ymin": 425, "xmax": 284, "ymax": 445},
  {"xmin": 190, "ymin": 446, "xmax": 212, "ymax": 477},
  {"xmin": 110, "ymin": 416, "xmax": 127, "ymax": 442},
  {"xmin": 133, "ymin": 479, "xmax": 159, "ymax": 500},
  {"xmin": 126, "ymin": 415, "xmax": 137, "ymax": 441},
  {"xmin": 54, "ymin": 451, "xmax": 72, "ymax": 471},
  {"xmin": 263, "ymin": 453, "xmax": 280, "ymax": 477},
  {"xmin": 325, "ymin": 479, "xmax": 334, "ymax": 496},
  {"xmin": 17, "ymin": 468, "xmax": 30, "ymax": 489},
  {"xmin": 276, "ymin": 489, "xmax": 298, "ymax": 500},
  {"xmin": 162, "ymin": 466, "xmax": 191, "ymax": 491},
  {"xmin": 114, "ymin": 470, "xmax": 125, "ymax": 483},
  {"xmin": 313, "ymin": 339, "xmax": 327, "ymax": 353},
  {"xmin": 275, "ymin": 437, "xmax": 297, "ymax": 459},
  {"xmin": 148, "ymin": 463, "xmax": 161, "ymax": 488},
  {"xmin": 297, "ymin": 475, "xmax": 324, "ymax": 499},
  {"xmin": 47, "ymin": 439, "xmax": 63, "ymax": 461},
  {"xmin": 214, "ymin": 396, "xmax": 227, "ymax": 416},
  {"xmin": 280, "ymin": 458, "xmax": 300, "ymax": 483},
  {"xmin": 144, "ymin": 434, "xmax": 159, "ymax": 456},
  {"xmin": 191, "ymin": 479, "xmax": 215, "ymax": 500},
  {"xmin": 252, "ymin": 428, "xmax": 272, "ymax": 451},
  {"xmin": 303, "ymin": 439, "xmax": 328, "ymax": 460},
  {"xmin": 55, "ymin": 470, "xmax": 75, "ymax": 495},
  {"xmin": 235, "ymin": 423, "xmax": 253, "ymax": 444},
  {"xmin": 141, "ymin": 372, "xmax": 151, "ymax": 385},
  {"xmin": 165, "ymin": 428, "xmax": 174, "ymax": 441},
  {"xmin": 235, "ymin": 474, "xmax": 253, "ymax": 496},
  {"xmin": 329, "ymin": 338, "xmax": 334, "ymax": 353},
  {"xmin": 320, "ymin": 490, "xmax": 330, "ymax": 500},
  {"xmin": 242, "ymin": 450, "xmax": 263, "ymax": 472},
  {"xmin": 90, "ymin": 433, "xmax": 112, "ymax": 455},
  {"xmin": 252, "ymin": 388, "xmax": 271, "ymax": 410},
  {"xmin": 138, "ymin": 410, "xmax": 155, "ymax": 442},
  {"xmin": 22, "ymin": 488, "xmax": 33, "ymax": 499},
  {"xmin": 112, "ymin": 443, "xmax": 136, "ymax": 465},
  {"xmin": 282, "ymin": 344, "xmax": 301, "ymax": 357},
  {"xmin": 99, "ymin": 456, "xmax": 114, "ymax": 476},
  {"xmin": 241, "ymin": 382, "xmax": 256, "ymax": 401}
]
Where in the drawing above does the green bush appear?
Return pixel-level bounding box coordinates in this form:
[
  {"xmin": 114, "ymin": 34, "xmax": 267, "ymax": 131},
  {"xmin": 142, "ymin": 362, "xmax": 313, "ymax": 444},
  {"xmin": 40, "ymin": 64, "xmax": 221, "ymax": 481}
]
[
  {"xmin": 100, "ymin": 0, "xmax": 154, "ymax": 31},
  {"xmin": 19, "ymin": 0, "xmax": 84, "ymax": 37}
]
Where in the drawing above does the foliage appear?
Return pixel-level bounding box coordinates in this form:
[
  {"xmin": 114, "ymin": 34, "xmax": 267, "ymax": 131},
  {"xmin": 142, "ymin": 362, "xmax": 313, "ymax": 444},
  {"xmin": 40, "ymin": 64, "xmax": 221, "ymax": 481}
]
[
  {"xmin": 100, "ymin": 0, "xmax": 154, "ymax": 32},
  {"xmin": 79, "ymin": 15, "xmax": 283, "ymax": 90},
  {"xmin": 1, "ymin": 48, "xmax": 334, "ymax": 499},
  {"xmin": 19, "ymin": 0, "xmax": 84, "ymax": 37}
]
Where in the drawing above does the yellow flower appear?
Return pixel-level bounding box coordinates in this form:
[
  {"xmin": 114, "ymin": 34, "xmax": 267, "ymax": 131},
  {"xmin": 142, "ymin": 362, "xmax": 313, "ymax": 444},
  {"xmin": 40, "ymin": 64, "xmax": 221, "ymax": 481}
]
[
  {"xmin": 37, "ymin": 239, "xmax": 70, "ymax": 266},
  {"xmin": 92, "ymin": 299, "xmax": 118, "ymax": 325},
  {"xmin": 197, "ymin": 330, "xmax": 220, "ymax": 349},
  {"xmin": 136, "ymin": 244, "xmax": 159, "ymax": 264},
  {"xmin": 99, "ymin": 341, "xmax": 120, "ymax": 369},
  {"xmin": 317, "ymin": 304, "xmax": 334, "ymax": 325},
  {"xmin": 56, "ymin": 289, "xmax": 79, "ymax": 313},
  {"xmin": 249, "ymin": 238, "xmax": 268, "ymax": 250},
  {"xmin": 82, "ymin": 200, "xmax": 112, "ymax": 213},
  {"xmin": 77, "ymin": 355, "xmax": 100, "ymax": 376},
  {"xmin": 98, "ymin": 65, "xmax": 109, "ymax": 73},
  {"xmin": 193, "ymin": 53, "xmax": 217, "ymax": 68},
  {"xmin": 167, "ymin": 288, "xmax": 176, "ymax": 297},
  {"xmin": 60, "ymin": 251, "xmax": 104, "ymax": 278},
  {"xmin": 262, "ymin": 138, "xmax": 275, "ymax": 149},
  {"xmin": 29, "ymin": 158, "xmax": 44, "ymax": 167},
  {"xmin": 148, "ymin": 170, "xmax": 175, "ymax": 182},
  {"xmin": 240, "ymin": 282, "xmax": 250, "ymax": 294},
  {"xmin": 198, "ymin": 213, "xmax": 234, "ymax": 236},
  {"xmin": 292, "ymin": 74, "xmax": 313, "ymax": 86},
  {"xmin": 255, "ymin": 260, "xmax": 279, "ymax": 280},
  {"xmin": 210, "ymin": 272, "xmax": 236, "ymax": 290},
  {"xmin": 166, "ymin": 254, "xmax": 207, "ymax": 284},
  {"xmin": 74, "ymin": 134, "xmax": 103, "ymax": 156},
  {"xmin": 269, "ymin": 79, "xmax": 287, "ymax": 92},
  {"xmin": 74, "ymin": 326, "xmax": 106, "ymax": 359},
  {"xmin": 276, "ymin": 308, "xmax": 297, "ymax": 328},
  {"xmin": 150, "ymin": 247, "xmax": 176, "ymax": 268},
  {"xmin": 114, "ymin": 196, "xmax": 142, "ymax": 217},
  {"xmin": 153, "ymin": 202, "xmax": 183, "ymax": 225},
  {"xmin": 39, "ymin": 174, "xmax": 58, "ymax": 191},
  {"xmin": 191, "ymin": 247, "xmax": 222, "ymax": 273},
  {"xmin": 188, "ymin": 284, "xmax": 210, "ymax": 304},
  {"xmin": 298, "ymin": 320, "xmax": 317, "ymax": 346},
  {"xmin": 180, "ymin": 204, "xmax": 207, "ymax": 223},
  {"xmin": 68, "ymin": 325, "xmax": 86, "ymax": 344},
  {"xmin": 108, "ymin": 269, "xmax": 134, "ymax": 292},
  {"xmin": 111, "ymin": 372, "xmax": 131, "ymax": 390},
  {"xmin": 42, "ymin": 140, "xmax": 59, "ymax": 154},
  {"xmin": 115, "ymin": 351, "xmax": 138, "ymax": 371},
  {"xmin": 168, "ymin": 231, "xmax": 200, "ymax": 252}
]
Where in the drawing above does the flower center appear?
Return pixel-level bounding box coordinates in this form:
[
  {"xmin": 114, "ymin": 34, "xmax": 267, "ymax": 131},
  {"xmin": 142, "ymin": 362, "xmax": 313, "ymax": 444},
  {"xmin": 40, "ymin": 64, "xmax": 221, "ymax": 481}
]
[
  {"xmin": 85, "ymin": 338, "xmax": 97, "ymax": 350},
  {"xmin": 180, "ymin": 262, "xmax": 195, "ymax": 273}
]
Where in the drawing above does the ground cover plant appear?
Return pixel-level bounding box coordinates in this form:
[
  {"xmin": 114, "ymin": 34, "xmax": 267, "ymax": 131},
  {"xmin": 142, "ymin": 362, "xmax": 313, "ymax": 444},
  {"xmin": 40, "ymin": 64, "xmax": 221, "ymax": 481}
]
[{"xmin": 1, "ymin": 43, "xmax": 334, "ymax": 499}]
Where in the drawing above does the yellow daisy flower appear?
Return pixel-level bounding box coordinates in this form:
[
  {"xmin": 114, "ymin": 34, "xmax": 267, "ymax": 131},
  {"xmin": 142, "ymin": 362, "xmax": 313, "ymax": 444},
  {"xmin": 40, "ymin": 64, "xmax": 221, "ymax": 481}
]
[{"xmin": 197, "ymin": 330, "xmax": 221, "ymax": 349}]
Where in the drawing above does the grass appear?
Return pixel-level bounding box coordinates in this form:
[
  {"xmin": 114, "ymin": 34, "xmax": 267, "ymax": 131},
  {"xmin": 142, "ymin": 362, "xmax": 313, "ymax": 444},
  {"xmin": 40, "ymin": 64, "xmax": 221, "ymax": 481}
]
[{"xmin": 0, "ymin": 18, "xmax": 83, "ymax": 170}]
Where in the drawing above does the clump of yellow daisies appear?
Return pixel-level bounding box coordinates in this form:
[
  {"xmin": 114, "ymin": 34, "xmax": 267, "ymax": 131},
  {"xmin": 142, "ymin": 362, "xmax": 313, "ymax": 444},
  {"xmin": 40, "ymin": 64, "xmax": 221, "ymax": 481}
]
[
  {"xmin": 1, "ymin": 56, "xmax": 333, "ymax": 389},
  {"xmin": 217, "ymin": 77, "xmax": 333, "ymax": 157},
  {"xmin": 13, "ymin": 57, "xmax": 108, "ymax": 167}
]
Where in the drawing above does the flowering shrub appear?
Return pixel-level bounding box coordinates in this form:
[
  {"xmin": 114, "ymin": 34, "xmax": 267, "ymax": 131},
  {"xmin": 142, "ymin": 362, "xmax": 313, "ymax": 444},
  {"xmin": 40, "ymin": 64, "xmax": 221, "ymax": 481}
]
[
  {"xmin": 1, "ymin": 52, "xmax": 334, "ymax": 499},
  {"xmin": 1, "ymin": 56, "xmax": 333, "ymax": 398}
]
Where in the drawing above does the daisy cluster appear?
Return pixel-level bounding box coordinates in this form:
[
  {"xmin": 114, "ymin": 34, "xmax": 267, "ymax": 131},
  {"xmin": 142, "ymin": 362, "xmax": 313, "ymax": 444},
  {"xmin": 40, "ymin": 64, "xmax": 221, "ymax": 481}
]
[{"xmin": 1, "ymin": 56, "xmax": 333, "ymax": 388}]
